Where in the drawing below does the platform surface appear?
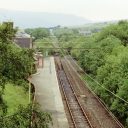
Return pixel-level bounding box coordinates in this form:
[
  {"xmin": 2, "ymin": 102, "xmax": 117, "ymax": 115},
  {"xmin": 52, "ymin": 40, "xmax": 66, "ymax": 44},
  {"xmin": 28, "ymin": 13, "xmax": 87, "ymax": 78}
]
[{"xmin": 31, "ymin": 57, "xmax": 69, "ymax": 128}]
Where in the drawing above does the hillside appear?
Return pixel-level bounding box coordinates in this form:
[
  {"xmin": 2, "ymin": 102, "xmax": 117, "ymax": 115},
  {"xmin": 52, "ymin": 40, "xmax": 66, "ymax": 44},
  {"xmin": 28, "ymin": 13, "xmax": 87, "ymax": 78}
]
[{"xmin": 0, "ymin": 9, "xmax": 91, "ymax": 28}]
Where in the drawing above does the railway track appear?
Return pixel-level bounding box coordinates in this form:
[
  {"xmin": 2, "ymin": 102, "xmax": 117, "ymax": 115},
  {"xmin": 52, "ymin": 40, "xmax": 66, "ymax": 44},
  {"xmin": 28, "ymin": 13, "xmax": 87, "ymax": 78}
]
[
  {"xmin": 63, "ymin": 55, "xmax": 124, "ymax": 128},
  {"xmin": 55, "ymin": 57, "xmax": 93, "ymax": 128},
  {"xmin": 64, "ymin": 55, "xmax": 83, "ymax": 73}
]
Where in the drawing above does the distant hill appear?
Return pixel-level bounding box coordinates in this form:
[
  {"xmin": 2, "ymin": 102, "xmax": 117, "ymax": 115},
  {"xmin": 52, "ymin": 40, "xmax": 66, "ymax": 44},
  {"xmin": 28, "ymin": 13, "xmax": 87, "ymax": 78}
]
[{"xmin": 0, "ymin": 9, "xmax": 91, "ymax": 28}]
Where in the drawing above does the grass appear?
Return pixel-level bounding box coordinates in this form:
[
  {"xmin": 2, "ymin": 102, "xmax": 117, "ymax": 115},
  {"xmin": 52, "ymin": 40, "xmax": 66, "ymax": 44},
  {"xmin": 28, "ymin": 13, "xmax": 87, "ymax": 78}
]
[
  {"xmin": 34, "ymin": 38, "xmax": 53, "ymax": 48},
  {"xmin": 34, "ymin": 38, "xmax": 55, "ymax": 56},
  {"xmin": 3, "ymin": 83, "xmax": 29, "ymax": 115}
]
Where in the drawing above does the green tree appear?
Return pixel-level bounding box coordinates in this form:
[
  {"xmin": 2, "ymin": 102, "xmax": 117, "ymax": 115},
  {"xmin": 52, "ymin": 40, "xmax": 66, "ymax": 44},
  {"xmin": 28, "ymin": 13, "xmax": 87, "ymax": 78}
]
[
  {"xmin": 111, "ymin": 80, "xmax": 128, "ymax": 127},
  {"xmin": 96, "ymin": 20, "xmax": 128, "ymax": 46},
  {"xmin": 25, "ymin": 28, "xmax": 50, "ymax": 40},
  {"xmin": 0, "ymin": 104, "xmax": 52, "ymax": 128}
]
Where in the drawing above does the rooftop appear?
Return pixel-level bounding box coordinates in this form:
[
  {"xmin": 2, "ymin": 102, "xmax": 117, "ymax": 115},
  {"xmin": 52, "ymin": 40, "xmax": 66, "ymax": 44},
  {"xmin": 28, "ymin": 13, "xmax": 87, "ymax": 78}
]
[{"xmin": 15, "ymin": 30, "xmax": 31, "ymax": 38}]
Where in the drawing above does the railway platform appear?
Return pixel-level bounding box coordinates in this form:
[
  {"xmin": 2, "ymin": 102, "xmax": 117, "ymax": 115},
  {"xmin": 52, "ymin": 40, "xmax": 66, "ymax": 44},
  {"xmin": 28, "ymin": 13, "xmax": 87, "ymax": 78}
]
[{"xmin": 30, "ymin": 57, "xmax": 69, "ymax": 128}]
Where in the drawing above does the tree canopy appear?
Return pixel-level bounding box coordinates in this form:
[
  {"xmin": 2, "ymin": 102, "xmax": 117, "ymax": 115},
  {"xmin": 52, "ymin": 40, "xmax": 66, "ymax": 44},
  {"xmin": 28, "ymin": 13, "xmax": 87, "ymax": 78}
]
[{"xmin": 25, "ymin": 28, "xmax": 50, "ymax": 40}]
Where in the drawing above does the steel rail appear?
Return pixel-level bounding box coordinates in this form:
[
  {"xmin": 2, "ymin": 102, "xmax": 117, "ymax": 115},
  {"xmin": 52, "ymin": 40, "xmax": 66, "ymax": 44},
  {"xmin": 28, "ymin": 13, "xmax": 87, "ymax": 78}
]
[
  {"xmin": 61, "ymin": 59, "xmax": 93, "ymax": 128},
  {"xmin": 54, "ymin": 57, "xmax": 76, "ymax": 128}
]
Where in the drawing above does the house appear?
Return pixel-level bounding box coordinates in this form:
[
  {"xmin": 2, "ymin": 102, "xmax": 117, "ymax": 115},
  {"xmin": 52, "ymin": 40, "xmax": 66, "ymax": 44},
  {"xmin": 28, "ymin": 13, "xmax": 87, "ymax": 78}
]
[
  {"xmin": 14, "ymin": 31, "xmax": 33, "ymax": 48},
  {"xmin": 2, "ymin": 22, "xmax": 33, "ymax": 48},
  {"xmin": 79, "ymin": 30, "xmax": 92, "ymax": 36}
]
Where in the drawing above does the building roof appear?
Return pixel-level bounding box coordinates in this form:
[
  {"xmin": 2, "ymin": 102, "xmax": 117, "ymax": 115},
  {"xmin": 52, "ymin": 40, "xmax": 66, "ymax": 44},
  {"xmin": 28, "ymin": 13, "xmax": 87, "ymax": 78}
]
[{"xmin": 15, "ymin": 30, "xmax": 31, "ymax": 38}]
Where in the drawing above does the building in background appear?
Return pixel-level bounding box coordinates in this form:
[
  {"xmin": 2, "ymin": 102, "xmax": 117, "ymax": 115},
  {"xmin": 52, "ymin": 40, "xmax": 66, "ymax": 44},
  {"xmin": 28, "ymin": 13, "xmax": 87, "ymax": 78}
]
[
  {"xmin": 79, "ymin": 30, "xmax": 92, "ymax": 36},
  {"xmin": 14, "ymin": 30, "xmax": 33, "ymax": 48},
  {"xmin": 2, "ymin": 21, "xmax": 33, "ymax": 48}
]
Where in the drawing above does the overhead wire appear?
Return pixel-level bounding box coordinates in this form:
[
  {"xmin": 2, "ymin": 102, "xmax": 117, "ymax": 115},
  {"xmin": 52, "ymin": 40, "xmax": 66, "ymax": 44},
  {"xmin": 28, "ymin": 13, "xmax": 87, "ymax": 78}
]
[{"xmin": 62, "ymin": 48, "xmax": 128, "ymax": 104}]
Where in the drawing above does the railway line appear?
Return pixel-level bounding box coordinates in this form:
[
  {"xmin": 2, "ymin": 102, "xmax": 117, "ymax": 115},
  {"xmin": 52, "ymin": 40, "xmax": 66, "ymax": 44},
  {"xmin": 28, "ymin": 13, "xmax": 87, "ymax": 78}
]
[
  {"xmin": 54, "ymin": 55, "xmax": 124, "ymax": 128},
  {"xmin": 55, "ymin": 56, "xmax": 93, "ymax": 128}
]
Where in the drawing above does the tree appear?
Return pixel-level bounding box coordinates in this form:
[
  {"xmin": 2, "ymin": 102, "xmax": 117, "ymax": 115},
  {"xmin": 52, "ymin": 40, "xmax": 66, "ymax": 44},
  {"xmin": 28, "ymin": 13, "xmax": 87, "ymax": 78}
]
[
  {"xmin": 0, "ymin": 22, "xmax": 17, "ymax": 115},
  {"xmin": 0, "ymin": 104, "xmax": 52, "ymax": 128},
  {"xmin": 111, "ymin": 80, "xmax": 128, "ymax": 127},
  {"xmin": 96, "ymin": 20, "xmax": 128, "ymax": 46},
  {"xmin": 25, "ymin": 28, "xmax": 50, "ymax": 40}
]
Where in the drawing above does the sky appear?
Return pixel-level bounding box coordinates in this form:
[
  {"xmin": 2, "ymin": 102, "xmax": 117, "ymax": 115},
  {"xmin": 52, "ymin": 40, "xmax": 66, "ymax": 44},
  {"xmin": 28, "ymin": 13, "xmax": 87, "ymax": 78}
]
[{"xmin": 0, "ymin": 0, "xmax": 128, "ymax": 21}]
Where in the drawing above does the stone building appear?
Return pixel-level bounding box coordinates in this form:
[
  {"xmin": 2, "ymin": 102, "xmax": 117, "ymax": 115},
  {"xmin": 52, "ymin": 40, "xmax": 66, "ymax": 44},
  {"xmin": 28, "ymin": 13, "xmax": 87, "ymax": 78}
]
[{"xmin": 14, "ymin": 31, "xmax": 33, "ymax": 48}]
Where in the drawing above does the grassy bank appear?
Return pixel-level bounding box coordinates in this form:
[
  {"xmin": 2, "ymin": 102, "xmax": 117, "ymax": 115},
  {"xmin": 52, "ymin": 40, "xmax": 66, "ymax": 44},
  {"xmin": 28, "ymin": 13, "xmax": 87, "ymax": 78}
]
[{"xmin": 3, "ymin": 83, "xmax": 29, "ymax": 115}]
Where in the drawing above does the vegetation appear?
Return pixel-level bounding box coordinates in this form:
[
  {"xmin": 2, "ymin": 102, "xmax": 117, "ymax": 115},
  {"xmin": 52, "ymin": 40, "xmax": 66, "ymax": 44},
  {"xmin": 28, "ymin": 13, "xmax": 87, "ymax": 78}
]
[
  {"xmin": 0, "ymin": 23, "xmax": 52, "ymax": 127},
  {"xmin": 0, "ymin": 104, "xmax": 52, "ymax": 128},
  {"xmin": 25, "ymin": 27, "xmax": 50, "ymax": 40},
  {"xmin": 54, "ymin": 21, "xmax": 128, "ymax": 127},
  {"xmin": 34, "ymin": 38, "xmax": 54, "ymax": 56},
  {"xmin": 3, "ymin": 83, "xmax": 29, "ymax": 115},
  {"xmin": 25, "ymin": 27, "xmax": 54, "ymax": 56},
  {"xmin": 53, "ymin": 27, "xmax": 81, "ymax": 52}
]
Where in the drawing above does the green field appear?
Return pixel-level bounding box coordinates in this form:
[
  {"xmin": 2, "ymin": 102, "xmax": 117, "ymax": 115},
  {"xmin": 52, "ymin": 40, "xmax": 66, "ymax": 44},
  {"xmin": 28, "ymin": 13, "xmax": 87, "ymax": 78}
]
[
  {"xmin": 3, "ymin": 83, "xmax": 29, "ymax": 115},
  {"xmin": 34, "ymin": 38, "xmax": 54, "ymax": 56}
]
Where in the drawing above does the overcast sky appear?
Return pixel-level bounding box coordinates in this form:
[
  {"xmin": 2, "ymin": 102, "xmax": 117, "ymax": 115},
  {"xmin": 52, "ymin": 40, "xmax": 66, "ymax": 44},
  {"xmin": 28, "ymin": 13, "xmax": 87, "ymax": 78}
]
[{"xmin": 0, "ymin": 0, "xmax": 128, "ymax": 21}]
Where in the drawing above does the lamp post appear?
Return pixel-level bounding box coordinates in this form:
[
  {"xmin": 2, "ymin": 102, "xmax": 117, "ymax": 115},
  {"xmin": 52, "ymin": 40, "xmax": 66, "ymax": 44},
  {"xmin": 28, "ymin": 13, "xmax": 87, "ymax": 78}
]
[
  {"xmin": 29, "ymin": 64, "xmax": 32, "ymax": 103},
  {"xmin": 29, "ymin": 80, "xmax": 31, "ymax": 103}
]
